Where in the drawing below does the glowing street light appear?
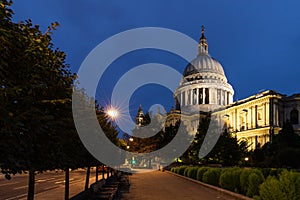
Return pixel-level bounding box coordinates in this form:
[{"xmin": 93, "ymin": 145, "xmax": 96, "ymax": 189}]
[{"xmin": 106, "ymin": 107, "xmax": 119, "ymax": 120}]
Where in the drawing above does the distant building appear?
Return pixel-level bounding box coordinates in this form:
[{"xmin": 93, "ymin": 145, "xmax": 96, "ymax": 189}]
[
  {"xmin": 136, "ymin": 26, "xmax": 300, "ymax": 150},
  {"xmin": 136, "ymin": 104, "xmax": 145, "ymax": 127}
]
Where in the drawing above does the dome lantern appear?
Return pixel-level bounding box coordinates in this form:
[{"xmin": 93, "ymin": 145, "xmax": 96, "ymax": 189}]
[{"xmin": 198, "ymin": 25, "xmax": 208, "ymax": 55}]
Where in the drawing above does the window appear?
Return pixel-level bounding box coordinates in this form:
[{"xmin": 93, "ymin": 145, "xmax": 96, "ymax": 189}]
[
  {"xmin": 205, "ymin": 88, "xmax": 209, "ymax": 104},
  {"xmin": 257, "ymin": 112, "xmax": 262, "ymax": 121},
  {"xmin": 290, "ymin": 109, "xmax": 299, "ymax": 124}
]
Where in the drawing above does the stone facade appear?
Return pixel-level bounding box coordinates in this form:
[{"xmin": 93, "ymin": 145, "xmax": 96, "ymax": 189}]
[
  {"xmin": 213, "ymin": 90, "xmax": 300, "ymax": 150},
  {"xmin": 136, "ymin": 27, "xmax": 300, "ymax": 150},
  {"xmin": 170, "ymin": 27, "xmax": 300, "ymax": 150}
]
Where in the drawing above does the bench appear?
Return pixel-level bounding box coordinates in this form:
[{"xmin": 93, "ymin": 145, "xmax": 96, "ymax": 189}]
[{"xmin": 89, "ymin": 177, "xmax": 120, "ymax": 200}]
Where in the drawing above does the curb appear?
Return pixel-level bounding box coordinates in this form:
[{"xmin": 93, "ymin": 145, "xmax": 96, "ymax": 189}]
[{"xmin": 164, "ymin": 171, "xmax": 253, "ymax": 200}]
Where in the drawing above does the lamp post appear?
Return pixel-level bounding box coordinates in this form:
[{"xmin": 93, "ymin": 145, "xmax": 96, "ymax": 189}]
[{"xmin": 105, "ymin": 106, "xmax": 119, "ymax": 171}]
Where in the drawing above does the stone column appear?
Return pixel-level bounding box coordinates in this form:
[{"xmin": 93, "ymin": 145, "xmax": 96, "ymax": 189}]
[
  {"xmin": 255, "ymin": 105, "xmax": 258, "ymax": 128},
  {"xmin": 196, "ymin": 88, "xmax": 199, "ymax": 105},
  {"xmin": 266, "ymin": 103, "xmax": 270, "ymax": 126},
  {"xmin": 190, "ymin": 89, "xmax": 193, "ymax": 105},
  {"xmin": 264, "ymin": 103, "xmax": 267, "ymax": 126},
  {"xmin": 202, "ymin": 88, "xmax": 205, "ymax": 104},
  {"xmin": 185, "ymin": 90, "xmax": 188, "ymax": 106},
  {"xmin": 250, "ymin": 106, "xmax": 253, "ymax": 129},
  {"xmin": 180, "ymin": 92, "xmax": 183, "ymax": 107}
]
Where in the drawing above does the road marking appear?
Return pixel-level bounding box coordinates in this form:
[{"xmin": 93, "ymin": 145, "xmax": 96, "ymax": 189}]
[
  {"xmin": 54, "ymin": 179, "xmax": 65, "ymax": 184},
  {"xmin": 36, "ymin": 177, "xmax": 56, "ymax": 183},
  {"xmin": 43, "ymin": 186, "xmax": 60, "ymax": 191},
  {"xmin": 13, "ymin": 185, "xmax": 27, "ymax": 190},
  {"xmin": 53, "ymin": 178, "xmax": 75, "ymax": 184},
  {"xmin": 5, "ymin": 193, "xmax": 27, "ymax": 200},
  {"xmin": 0, "ymin": 181, "xmax": 19, "ymax": 187}
]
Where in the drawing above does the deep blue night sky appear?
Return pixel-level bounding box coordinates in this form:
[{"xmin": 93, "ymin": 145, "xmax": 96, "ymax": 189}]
[{"xmin": 12, "ymin": 0, "xmax": 300, "ymax": 118}]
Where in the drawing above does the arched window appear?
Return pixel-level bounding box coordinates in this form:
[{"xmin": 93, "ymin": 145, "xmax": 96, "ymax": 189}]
[{"xmin": 290, "ymin": 109, "xmax": 299, "ymax": 124}]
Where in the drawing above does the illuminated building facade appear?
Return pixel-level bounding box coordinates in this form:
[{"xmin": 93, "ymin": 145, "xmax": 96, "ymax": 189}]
[
  {"xmin": 170, "ymin": 26, "xmax": 300, "ymax": 149},
  {"xmin": 136, "ymin": 27, "xmax": 300, "ymax": 150}
]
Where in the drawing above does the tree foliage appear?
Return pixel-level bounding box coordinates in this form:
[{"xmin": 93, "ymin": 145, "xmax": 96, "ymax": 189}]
[
  {"xmin": 252, "ymin": 121, "xmax": 300, "ymax": 168},
  {"xmin": 0, "ymin": 0, "xmax": 77, "ymax": 175},
  {"xmin": 181, "ymin": 116, "xmax": 247, "ymax": 166}
]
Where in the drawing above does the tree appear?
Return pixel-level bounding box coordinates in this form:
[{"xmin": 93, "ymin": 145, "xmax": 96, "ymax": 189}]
[
  {"xmin": 0, "ymin": 1, "xmax": 78, "ymax": 199},
  {"xmin": 181, "ymin": 116, "xmax": 247, "ymax": 166},
  {"xmin": 252, "ymin": 121, "xmax": 300, "ymax": 168},
  {"xmin": 205, "ymin": 128, "xmax": 247, "ymax": 166},
  {"xmin": 0, "ymin": 2, "xmax": 122, "ymax": 199}
]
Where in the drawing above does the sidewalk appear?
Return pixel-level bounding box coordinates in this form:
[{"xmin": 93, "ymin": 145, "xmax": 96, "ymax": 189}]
[{"xmin": 121, "ymin": 170, "xmax": 237, "ymax": 200}]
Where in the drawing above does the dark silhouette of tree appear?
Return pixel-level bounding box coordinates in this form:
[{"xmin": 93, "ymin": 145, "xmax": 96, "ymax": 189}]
[
  {"xmin": 0, "ymin": 2, "xmax": 120, "ymax": 199},
  {"xmin": 252, "ymin": 121, "xmax": 300, "ymax": 168},
  {"xmin": 181, "ymin": 116, "xmax": 247, "ymax": 166}
]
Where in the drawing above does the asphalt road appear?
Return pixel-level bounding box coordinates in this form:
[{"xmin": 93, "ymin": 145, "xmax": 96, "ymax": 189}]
[{"xmin": 0, "ymin": 168, "xmax": 103, "ymax": 200}]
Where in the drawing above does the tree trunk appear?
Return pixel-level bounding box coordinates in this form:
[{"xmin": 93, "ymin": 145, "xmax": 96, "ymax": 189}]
[
  {"xmin": 95, "ymin": 166, "xmax": 99, "ymax": 182},
  {"xmin": 27, "ymin": 169, "xmax": 35, "ymax": 200},
  {"xmin": 84, "ymin": 166, "xmax": 90, "ymax": 191},
  {"xmin": 65, "ymin": 168, "xmax": 69, "ymax": 200}
]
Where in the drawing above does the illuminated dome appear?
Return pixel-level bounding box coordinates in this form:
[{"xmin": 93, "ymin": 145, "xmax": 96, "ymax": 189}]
[
  {"xmin": 183, "ymin": 55, "xmax": 225, "ymax": 78},
  {"xmin": 175, "ymin": 26, "xmax": 234, "ymax": 113}
]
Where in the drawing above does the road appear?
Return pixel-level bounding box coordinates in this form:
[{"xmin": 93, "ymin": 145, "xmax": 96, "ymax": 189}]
[
  {"xmin": 0, "ymin": 168, "xmax": 104, "ymax": 200},
  {"xmin": 122, "ymin": 170, "xmax": 237, "ymax": 200}
]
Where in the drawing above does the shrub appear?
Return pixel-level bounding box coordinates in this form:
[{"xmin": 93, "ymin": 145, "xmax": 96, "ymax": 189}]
[
  {"xmin": 240, "ymin": 168, "xmax": 264, "ymax": 197},
  {"xmin": 220, "ymin": 167, "xmax": 242, "ymax": 193},
  {"xmin": 196, "ymin": 167, "xmax": 209, "ymax": 182},
  {"xmin": 171, "ymin": 167, "xmax": 179, "ymax": 173},
  {"xmin": 183, "ymin": 167, "xmax": 189, "ymax": 177},
  {"xmin": 187, "ymin": 167, "xmax": 199, "ymax": 179},
  {"xmin": 260, "ymin": 168, "xmax": 272, "ymax": 179},
  {"xmin": 269, "ymin": 168, "xmax": 284, "ymax": 178},
  {"xmin": 256, "ymin": 170, "xmax": 300, "ymax": 200},
  {"xmin": 202, "ymin": 168, "xmax": 222, "ymax": 186},
  {"xmin": 247, "ymin": 171, "xmax": 264, "ymax": 197},
  {"xmin": 279, "ymin": 170, "xmax": 300, "ymax": 200},
  {"xmin": 177, "ymin": 166, "xmax": 188, "ymax": 176},
  {"xmin": 256, "ymin": 176, "xmax": 287, "ymax": 200},
  {"xmin": 240, "ymin": 169, "xmax": 252, "ymax": 195}
]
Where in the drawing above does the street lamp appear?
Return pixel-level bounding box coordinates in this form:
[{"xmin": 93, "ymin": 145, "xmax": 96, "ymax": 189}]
[
  {"xmin": 106, "ymin": 107, "xmax": 119, "ymax": 120},
  {"xmin": 126, "ymin": 137, "xmax": 133, "ymax": 150}
]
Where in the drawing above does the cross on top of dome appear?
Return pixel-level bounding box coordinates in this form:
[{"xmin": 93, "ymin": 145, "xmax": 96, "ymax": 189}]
[{"xmin": 198, "ymin": 25, "xmax": 208, "ymax": 55}]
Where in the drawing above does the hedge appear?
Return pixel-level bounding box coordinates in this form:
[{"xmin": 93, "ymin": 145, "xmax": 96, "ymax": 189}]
[
  {"xmin": 202, "ymin": 168, "xmax": 222, "ymax": 186},
  {"xmin": 177, "ymin": 165, "xmax": 188, "ymax": 176},
  {"xmin": 247, "ymin": 171, "xmax": 264, "ymax": 197},
  {"xmin": 170, "ymin": 166, "xmax": 299, "ymax": 199},
  {"xmin": 220, "ymin": 167, "xmax": 242, "ymax": 193},
  {"xmin": 255, "ymin": 170, "xmax": 300, "ymax": 200},
  {"xmin": 186, "ymin": 167, "xmax": 199, "ymax": 180},
  {"xmin": 196, "ymin": 167, "xmax": 209, "ymax": 182}
]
